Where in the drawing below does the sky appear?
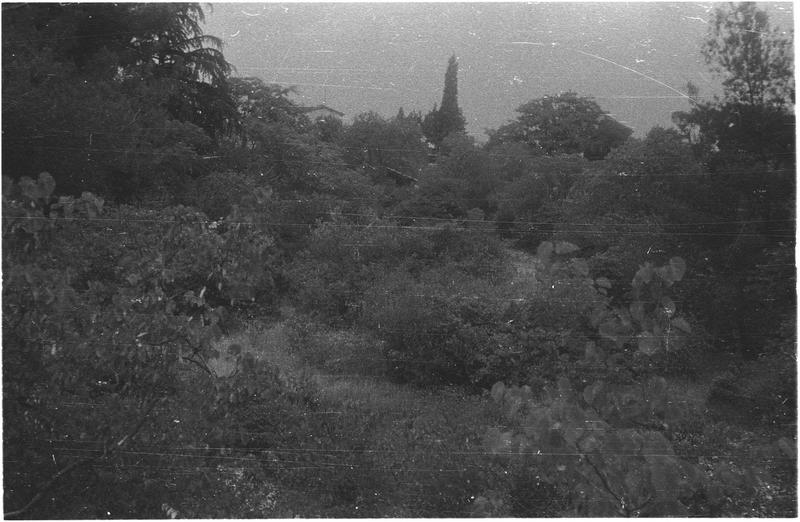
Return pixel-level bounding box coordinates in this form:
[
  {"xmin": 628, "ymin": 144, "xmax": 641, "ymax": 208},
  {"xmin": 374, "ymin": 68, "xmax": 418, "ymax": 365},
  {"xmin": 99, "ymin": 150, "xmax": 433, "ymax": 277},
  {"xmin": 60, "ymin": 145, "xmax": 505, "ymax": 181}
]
[{"xmin": 202, "ymin": 2, "xmax": 794, "ymax": 139}]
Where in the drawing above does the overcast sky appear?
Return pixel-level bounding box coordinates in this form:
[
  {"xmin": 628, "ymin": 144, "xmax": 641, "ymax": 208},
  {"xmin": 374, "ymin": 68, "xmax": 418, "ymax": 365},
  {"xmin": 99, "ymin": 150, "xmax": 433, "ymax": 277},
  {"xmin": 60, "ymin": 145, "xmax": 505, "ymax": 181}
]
[{"xmin": 202, "ymin": 2, "xmax": 794, "ymax": 139}]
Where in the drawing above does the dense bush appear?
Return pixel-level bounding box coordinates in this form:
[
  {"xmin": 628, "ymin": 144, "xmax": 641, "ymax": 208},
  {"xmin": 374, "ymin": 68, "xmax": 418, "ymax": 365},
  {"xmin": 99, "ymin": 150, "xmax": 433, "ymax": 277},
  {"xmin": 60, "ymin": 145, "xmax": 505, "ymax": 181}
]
[
  {"xmin": 287, "ymin": 220, "xmax": 506, "ymax": 324},
  {"xmin": 340, "ymin": 110, "xmax": 428, "ymax": 173},
  {"xmin": 485, "ymin": 379, "xmax": 705, "ymax": 516},
  {"xmin": 184, "ymin": 170, "xmax": 260, "ymax": 220},
  {"xmin": 493, "ymin": 173, "xmax": 549, "ymax": 238},
  {"xmin": 360, "ymin": 268, "xmax": 501, "ymax": 385},
  {"xmin": 2, "ymin": 174, "xmax": 278, "ymax": 517},
  {"xmin": 391, "ymin": 166, "xmax": 472, "ymax": 221},
  {"xmin": 437, "ymin": 133, "xmax": 499, "ymax": 214},
  {"xmin": 481, "ymin": 244, "xmax": 786, "ymax": 517}
]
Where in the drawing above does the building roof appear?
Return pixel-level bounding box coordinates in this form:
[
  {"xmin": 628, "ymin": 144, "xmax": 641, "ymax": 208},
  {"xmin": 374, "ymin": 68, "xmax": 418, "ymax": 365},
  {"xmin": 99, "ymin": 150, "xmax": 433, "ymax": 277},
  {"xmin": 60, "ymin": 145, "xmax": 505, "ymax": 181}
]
[{"xmin": 298, "ymin": 104, "xmax": 345, "ymax": 117}]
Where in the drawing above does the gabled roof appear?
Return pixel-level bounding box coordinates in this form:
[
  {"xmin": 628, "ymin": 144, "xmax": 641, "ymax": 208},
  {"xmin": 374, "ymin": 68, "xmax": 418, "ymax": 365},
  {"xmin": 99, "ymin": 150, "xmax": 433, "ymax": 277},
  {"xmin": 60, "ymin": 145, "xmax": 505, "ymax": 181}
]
[{"xmin": 298, "ymin": 104, "xmax": 345, "ymax": 117}]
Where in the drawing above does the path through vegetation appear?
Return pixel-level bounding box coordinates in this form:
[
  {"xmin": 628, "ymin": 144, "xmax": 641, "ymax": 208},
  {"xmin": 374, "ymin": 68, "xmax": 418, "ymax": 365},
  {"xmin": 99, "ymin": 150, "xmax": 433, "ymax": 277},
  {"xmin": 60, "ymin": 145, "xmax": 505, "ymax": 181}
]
[{"xmin": 213, "ymin": 321, "xmax": 521, "ymax": 517}]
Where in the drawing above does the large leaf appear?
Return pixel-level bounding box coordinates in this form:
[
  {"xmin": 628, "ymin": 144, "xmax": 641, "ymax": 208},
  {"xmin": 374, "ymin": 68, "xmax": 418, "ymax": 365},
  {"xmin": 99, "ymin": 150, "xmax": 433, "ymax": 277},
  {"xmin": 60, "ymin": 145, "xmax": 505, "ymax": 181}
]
[
  {"xmin": 777, "ymin": 437, "xmax": 797, "ymax": 459},
  {"xmin": 537, "ymin": 241, "xmax": 554, "ymax": 260},
  {"xmin": 18, "ymin": 176, "xmax": 40, "ymax": 200},
  {"xmin": 637, "ymin": 331, "xmax": 661, "ymax": 355},
  {"xmin": 660, "ymin": 296, "xmax": 676, "ymax": 317},
  {"xmin": 490, "ymin": 381, "xmax": 506, "ymax": 403},
  {"xmin": 668, "ymin": 257, "xmax": 686, "ymax": 282},
  {"xmin": 632, "ymin": 263, "xmax": 654, "ymax": 288},
  {"xmin": 595, "ymin": 277, "xmax": 612, "ymax": 289},
  {"xmin": 37, "ymin": 172, "xmax": 55, "ymax": 199},
  {"xmin": 590, "ymin": 306, "xmax": 608, "ymax": 328},
  {"xmin": 645, "ymin": 377, "xmax": 669, "ymax": 416},
  {"xmin": 671, "ymin": 317, "xmax": 692, "ymax": 333},
  {"xmin": 554, "ymin": 240, "xmax": 580, "ymax": 255},
  {"xmin": 630, "ymin": 300, "xmax": 645, "ymax": 323},
  {"xmin": 486, "ymin": 427, "xmax": 517, "ymax": 454},
  {"xmin": 557, "ymin": 376, "xmax": 573, "ymax": 398},
  {"xmin": 598, "ymin": 319, "xmax": 630, "ymax": 349},
  {"xmin": 571, "ymin": 258, "xmax": 590, "ymax": 276},
  {"xmin": 582, "ymin": 380, "xmax": 605, "ymax": 406},
  {"xmin": 584, "ymin": 341, "xmax": 604, "ymax": 364}
]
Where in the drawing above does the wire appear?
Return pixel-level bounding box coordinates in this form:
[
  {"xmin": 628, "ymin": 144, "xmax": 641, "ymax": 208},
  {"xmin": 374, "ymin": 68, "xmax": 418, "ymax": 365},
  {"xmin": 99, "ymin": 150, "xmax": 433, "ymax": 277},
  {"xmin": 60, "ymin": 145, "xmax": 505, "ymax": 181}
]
[
  {"xmin": 3, "ymin": 213, "xmax": 794, "ymax": 239},
  {"xmin": 40, "ymin": 444, "xmax": 800, "ymax": 465},
  {"xmin": 5, "ymin": 203, "xmax": 796, "ymax": 227},
  {"xmin": 5, "ymin": 139, "xmax": 798, "ymax": 174}
]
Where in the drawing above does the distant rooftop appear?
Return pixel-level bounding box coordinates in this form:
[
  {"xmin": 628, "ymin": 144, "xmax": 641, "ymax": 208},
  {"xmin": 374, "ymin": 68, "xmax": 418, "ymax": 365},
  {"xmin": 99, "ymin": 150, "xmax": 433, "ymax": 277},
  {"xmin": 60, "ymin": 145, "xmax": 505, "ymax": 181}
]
[{"xmin": 298, "ymin": 104, "xmax": 345, "ymax": 118}]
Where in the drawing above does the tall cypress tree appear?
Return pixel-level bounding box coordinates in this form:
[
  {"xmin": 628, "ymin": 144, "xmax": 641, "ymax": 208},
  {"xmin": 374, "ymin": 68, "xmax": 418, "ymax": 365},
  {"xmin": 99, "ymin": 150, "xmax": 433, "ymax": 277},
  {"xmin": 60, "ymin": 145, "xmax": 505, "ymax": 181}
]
[
  {"xmin": 422, "ymin": 55, "xmax": 466, "ymax": 147},
  {"xmin": 439, "ymin": 54, "xmax": 466, "ymax": 136}
]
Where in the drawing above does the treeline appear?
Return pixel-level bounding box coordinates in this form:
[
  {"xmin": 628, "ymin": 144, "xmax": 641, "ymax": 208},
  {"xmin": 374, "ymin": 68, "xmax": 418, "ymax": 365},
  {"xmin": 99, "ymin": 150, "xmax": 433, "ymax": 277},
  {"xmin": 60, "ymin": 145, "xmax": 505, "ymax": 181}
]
[{"xmin": 2, "ymin": 2, "xmax": 795, "ymax": 518}]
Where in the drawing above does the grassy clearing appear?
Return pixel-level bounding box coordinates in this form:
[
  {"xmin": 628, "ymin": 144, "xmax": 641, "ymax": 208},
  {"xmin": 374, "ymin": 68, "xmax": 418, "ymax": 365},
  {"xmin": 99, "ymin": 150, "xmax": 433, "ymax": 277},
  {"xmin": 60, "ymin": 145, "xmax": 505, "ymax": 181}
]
[
  {"xmin": 206, "ymin": 255, "xmax": 794, "ymax": 517},
  {"xmin": 219, "ymin": 319, "xmax": 489, "ymax": 417},
  {"xmin": 505, "ymin": 246, "xmax": 540, "ymax": 294},
  {"xmin": 206, "ymin": 319, "xmax": 521, "ymax": 517}
]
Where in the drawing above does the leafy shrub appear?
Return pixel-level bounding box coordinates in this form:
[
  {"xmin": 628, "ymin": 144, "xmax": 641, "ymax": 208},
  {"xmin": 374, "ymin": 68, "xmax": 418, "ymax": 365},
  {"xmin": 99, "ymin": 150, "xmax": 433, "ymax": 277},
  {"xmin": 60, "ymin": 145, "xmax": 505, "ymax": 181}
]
[
  {"xmin": 2, "ymin": 174, "xmax": 278, "ymax": 517},
  {"xmin": 185, "ymin": 170, "xmax": 259, "ymax": 219},
  {"xmin": 437, "ymin": 133, "xmax": 499, "ymax": 214},
  {"xmin": 391, "ymin": 170, "xmax": 471, "ymax": 221},
  {"xmin": 482, "ymin": 242, "xmax": 789, "ymax": 516},
  {"xmin": 425, "ymin": 225, "xmax": 507, "ymax": 281},
  {"xmin": 505, "ymin": 199, "xmax": 563, "ymax": 250},
  {"xmin": 286, "ymin": 221, "xmax": 404, "ymax": 322},
  {"xmin": 555, "ymin": 247, "xmax": 702, "ymax": 385},
  {"xmin": 493, "ymin": 173, "xmax": 549, "ymax": 237},
  {"xmin": 360, "ymin": 263, "xmax": 529, "ymax": 387},
  {"xmin": 362, "ymin": 394, "xmax": 508, "ymax": 517},
  {"xmin": 707, "ymin": 340, "xmax": 796, "ymax": 429},
  {"xmin": 360, "ymin": 269, "xmax": 496, "ymax": 385},
  {"xmin": 485, "ymin": 380, "xmax": 705, "ymax": 516},
  {"xmin": 288, "ymin": 220, "xmax": 506, "ymax": 324},
  {"xmin": 356, "ymin": 239, "xmax": 697, "ymax": 389}
]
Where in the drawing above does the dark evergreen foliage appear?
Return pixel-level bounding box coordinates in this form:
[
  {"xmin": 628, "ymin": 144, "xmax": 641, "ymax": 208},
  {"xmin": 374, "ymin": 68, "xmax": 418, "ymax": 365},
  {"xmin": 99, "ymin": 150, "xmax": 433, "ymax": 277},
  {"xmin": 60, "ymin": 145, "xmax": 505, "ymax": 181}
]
[{"xmin": 422, "ymin": 55, "xmax": 467, "ymax": 147}]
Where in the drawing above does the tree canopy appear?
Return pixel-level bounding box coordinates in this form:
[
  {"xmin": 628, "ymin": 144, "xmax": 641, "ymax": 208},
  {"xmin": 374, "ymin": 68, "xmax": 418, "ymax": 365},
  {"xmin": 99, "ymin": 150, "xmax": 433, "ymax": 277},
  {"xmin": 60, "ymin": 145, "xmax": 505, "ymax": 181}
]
[
  {"xmin": 487, "ymin": 91, "xmax": 632, "ymax": 159},
  {"xmin": 702, "ymin": 2, "xmax": 794, "ymax": 107},
  {"xmin": 2, "ymin": 3, "xmax": 236, "ymax": 198},
  {"xmin": 672, "ymin": 2, "xmax": 794, "ymax": 167}
]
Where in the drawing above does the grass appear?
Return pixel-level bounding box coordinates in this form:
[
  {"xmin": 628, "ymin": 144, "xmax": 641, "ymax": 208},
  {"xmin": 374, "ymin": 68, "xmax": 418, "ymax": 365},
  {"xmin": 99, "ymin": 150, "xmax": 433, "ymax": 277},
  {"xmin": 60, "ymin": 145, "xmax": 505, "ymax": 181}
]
[
  {"xmin": 203, "ymin": 298, "xmax": 795, "ymax": 517},
  {"xmin": 218, "ymin": 317, "xmax": 490, "ymax": 416},
  {"xmin": 204, "ymin": 317, "xmax": 518, "ymax": 517}
]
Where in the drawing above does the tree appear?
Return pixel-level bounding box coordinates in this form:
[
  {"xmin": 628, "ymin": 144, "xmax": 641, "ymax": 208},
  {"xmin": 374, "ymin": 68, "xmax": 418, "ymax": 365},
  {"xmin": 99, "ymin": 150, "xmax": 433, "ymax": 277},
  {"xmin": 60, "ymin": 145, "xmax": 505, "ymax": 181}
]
[
  {"xmin": 422, "ymin": 55, "xmax": 467, "ymax": 147},
  {"xmin": 574, "ymin": 127, "xmax": 711, "ymax": 225},
  {"xmin": 670, "ymin": 1, "xmax": 794, "ymax": 260},
  {"xmin": 341, "ymin": 111, "xmax": 427, "ymax": 175},
  {"xmin": 490, "ymin": 92, "xmax": 631, "ymax": 159},
  {"xmin": 421, "ymin": 103, "xmax": 442, "ymax": 146},
  {"xmin": 667, "ymin": 5, "xmax": 796, "ymax": 363},
  {"xmin": 224, "ymin": 77, "xmax": 342, "ymax": 195},
  {"xmin": 1, "ymin": 3, "xmax": 235, "ymax": 199},
  {"xmin": 672, "ymin": 2, "xmax": 794, "ymax": 167},
  {"xmin": 119, "ymin": 3, "xmax": 237, "ymax": 139},
  {"xmin": 28, "ymin": 3, "xmax": 237, "ymax": 137},
  {"xmin": 2, "ymin": 172, "xmax": 285, "ymax": 517},
  {"xmin": 437, "ymin": 133, "xmax": 497, "ymax": 213},
  {"xmin": 439, "ymin": 55, "xmax": 467, "ymax": 138},
  {"xmin": 583, "ymin": 116, "xmax": 637, "ymax": 160},
  {"xmin": 703, "ymin": 2, "xmax": 793, "ymax": 107}
]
